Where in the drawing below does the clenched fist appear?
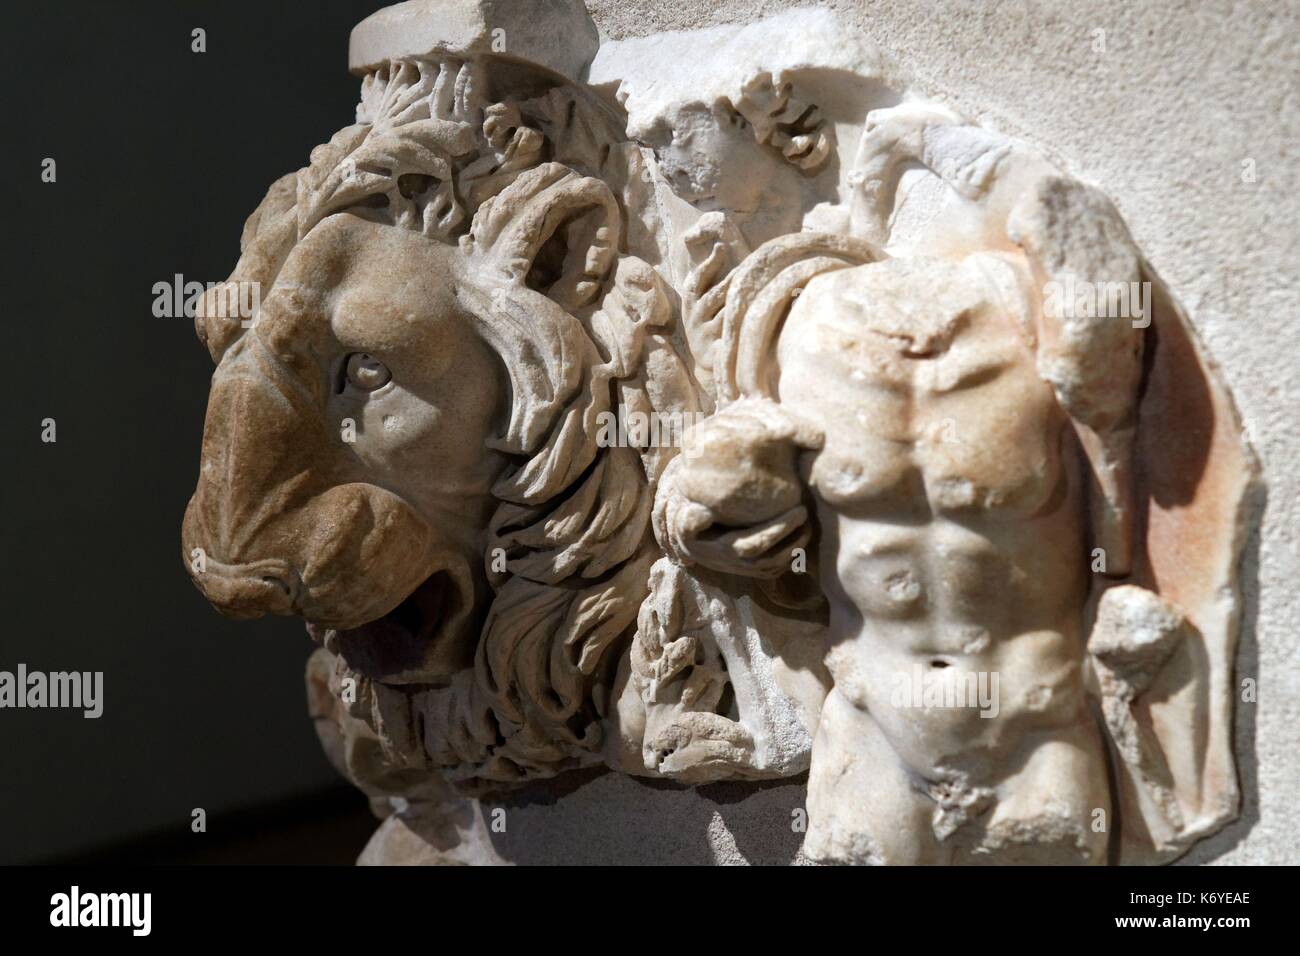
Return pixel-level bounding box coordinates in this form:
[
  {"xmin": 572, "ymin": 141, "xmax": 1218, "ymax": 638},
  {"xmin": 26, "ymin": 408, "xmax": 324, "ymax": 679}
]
[{"xmin": 656, "ymin": 397, "xmax": 822, "ymax": 577}]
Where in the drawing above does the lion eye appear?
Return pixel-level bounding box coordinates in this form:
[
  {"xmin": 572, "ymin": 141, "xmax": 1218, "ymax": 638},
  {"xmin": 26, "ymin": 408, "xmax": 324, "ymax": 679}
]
[{"xmin": 344, "ymin": 353, "xmax": 391, "ymax": 391}]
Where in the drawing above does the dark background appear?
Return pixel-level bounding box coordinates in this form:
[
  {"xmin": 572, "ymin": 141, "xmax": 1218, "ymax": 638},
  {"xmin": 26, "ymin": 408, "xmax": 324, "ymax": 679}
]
[{"xmin": 1, "ymin": 1, "xmax": 390, "ymax": 864}]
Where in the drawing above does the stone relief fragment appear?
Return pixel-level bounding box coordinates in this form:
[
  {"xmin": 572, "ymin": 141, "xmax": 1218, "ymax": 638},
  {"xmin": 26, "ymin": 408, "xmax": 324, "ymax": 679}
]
[{"xmin": 182, "ymin": 0, "xmax": 1258, "ymax": 865}]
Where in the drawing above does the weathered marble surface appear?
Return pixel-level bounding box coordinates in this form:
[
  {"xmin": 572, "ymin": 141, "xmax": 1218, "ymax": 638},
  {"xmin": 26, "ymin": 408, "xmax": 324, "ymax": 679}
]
[{"xmin": 183, "ymin": 0, "xmax": 1264, "ymax": 865}]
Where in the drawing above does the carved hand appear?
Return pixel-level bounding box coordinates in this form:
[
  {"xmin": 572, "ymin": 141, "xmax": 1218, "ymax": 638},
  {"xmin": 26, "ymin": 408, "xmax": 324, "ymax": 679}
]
[{"xmin": 656, "ymin": 397, "xmax": 822, "ymax": 577}]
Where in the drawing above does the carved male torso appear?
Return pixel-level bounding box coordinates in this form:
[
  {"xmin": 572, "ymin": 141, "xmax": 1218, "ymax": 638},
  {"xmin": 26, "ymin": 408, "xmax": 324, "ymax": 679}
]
[{"xmin": 779, "ymin": 255, "xmax": 1109, "ymax": 863}]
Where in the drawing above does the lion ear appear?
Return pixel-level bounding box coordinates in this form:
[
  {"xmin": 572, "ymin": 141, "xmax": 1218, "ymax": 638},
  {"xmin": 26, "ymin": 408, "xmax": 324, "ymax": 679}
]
[{"xmin": 462, "ymin": 162, "xmax": 621, "ymax": 310}]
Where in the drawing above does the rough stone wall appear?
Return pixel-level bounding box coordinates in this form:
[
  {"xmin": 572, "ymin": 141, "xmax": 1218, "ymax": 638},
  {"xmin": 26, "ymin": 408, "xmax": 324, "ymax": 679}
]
[{"xmin": 578, "ymin": 0, "xmax": 1297, "ymax": 865}]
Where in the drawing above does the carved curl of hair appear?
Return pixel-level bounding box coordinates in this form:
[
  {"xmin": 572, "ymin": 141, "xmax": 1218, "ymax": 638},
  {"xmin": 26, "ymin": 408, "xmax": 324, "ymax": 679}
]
[{"xmin": 262, "ymin": 56, "xmax": 701, "ymax": 788}]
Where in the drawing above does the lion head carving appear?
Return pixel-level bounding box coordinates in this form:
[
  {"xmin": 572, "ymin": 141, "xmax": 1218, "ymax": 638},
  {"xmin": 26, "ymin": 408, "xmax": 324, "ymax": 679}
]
[{"xmin": 183, "ymin": 56, "xmax": 702, "ymax": 786}]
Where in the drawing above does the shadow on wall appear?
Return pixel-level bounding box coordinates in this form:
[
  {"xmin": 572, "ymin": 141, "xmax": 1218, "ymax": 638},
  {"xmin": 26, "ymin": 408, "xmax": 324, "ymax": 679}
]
[{"xmin": 486, "ymin": 770, "xmax": 809, "ymax": 865}]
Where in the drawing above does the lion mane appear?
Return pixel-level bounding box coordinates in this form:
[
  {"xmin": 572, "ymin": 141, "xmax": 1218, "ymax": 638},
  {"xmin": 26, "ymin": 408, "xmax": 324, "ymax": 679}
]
[{"xmin": 227, "ymin": 57, "xmax": 701, "ymax": 790}]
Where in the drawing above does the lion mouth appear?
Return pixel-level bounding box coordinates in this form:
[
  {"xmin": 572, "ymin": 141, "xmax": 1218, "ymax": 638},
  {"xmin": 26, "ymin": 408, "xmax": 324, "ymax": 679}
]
[{"xmin": 306, "ymin": 568, "xmax": 470, "ymax": 685}]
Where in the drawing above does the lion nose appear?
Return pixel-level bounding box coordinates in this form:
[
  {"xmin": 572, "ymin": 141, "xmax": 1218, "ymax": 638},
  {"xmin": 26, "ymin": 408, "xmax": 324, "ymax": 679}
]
[
  {"xmin": 186, "ymin": 337, "xmax": 332, "ymax": 563},
  {"xmin": 189, "ymin": 559, "xmax": 299, "ymax": 618}
]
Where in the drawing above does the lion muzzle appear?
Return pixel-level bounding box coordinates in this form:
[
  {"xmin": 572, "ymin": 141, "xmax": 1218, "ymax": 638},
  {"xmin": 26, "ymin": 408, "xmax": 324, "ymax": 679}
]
[{"xmin": 189, "ymin": 557, "xmax": 299, "ymax": 619}]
